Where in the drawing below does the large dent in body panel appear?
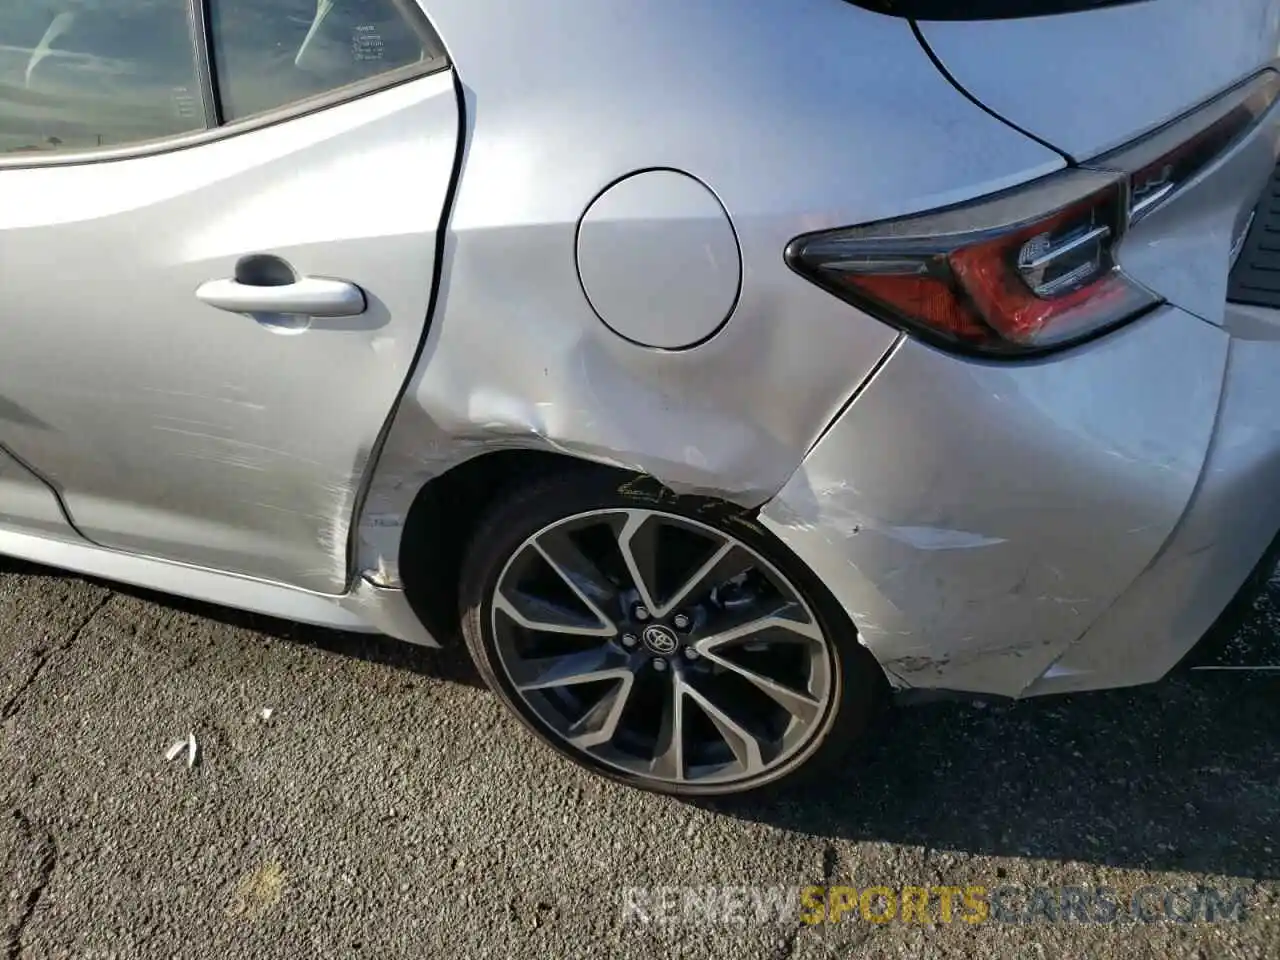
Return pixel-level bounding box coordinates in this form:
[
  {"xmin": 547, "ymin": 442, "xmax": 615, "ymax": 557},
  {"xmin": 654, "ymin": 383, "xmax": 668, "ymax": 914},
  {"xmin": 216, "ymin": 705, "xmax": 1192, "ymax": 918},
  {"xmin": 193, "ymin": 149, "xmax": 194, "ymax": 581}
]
[
  {"xmin": 357, "ymin": 319, "xmax": 835, "ymax": 586},
  {"xmin": 356, "ymin": 0, "xmax": 1065, "ymax": 585},
  {"xmin": 761, "ymin": 307, "xmax": 1230, "ymax": 698}
]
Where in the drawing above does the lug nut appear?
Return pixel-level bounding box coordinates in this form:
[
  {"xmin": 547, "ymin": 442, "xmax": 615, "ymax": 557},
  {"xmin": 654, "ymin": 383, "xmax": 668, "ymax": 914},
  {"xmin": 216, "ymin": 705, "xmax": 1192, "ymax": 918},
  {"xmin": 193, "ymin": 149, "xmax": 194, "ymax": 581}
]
[
  {"xmin": 621, "ymin": 633, "xmax": 638, "ymax": 648},
  {"xmin": 672, "ymin": 613, "xmax": 691, "ymax": 631},
  {"xmin": 652, "ymin": 658, "xmax": 668, "ymax": 672},
  {"xmin": 682, "ymin": 646, "xmax": 699, "ymax": 661},
  {"xmin": 633, "ymin": 605, "xmax": 651, "ymax": 622}
]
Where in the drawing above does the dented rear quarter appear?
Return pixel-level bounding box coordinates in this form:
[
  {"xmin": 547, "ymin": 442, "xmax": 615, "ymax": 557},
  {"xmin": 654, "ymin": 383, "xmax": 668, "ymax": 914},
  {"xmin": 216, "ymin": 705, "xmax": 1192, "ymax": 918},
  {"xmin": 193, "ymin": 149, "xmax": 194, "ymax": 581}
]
[
  {"xmin": 357, "ymin": 0, "xmax": 1066, "ymax": 577},
  {"xmin": 360, "ymin": 0, "xmax": 1280, "ymax": 699}
]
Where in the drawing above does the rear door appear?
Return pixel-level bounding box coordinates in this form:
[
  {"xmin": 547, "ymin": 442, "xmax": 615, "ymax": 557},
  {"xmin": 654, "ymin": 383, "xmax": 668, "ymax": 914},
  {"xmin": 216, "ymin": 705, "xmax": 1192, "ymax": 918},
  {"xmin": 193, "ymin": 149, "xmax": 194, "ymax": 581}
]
[
  {"xmin": 910, "ymin": 0, "xmax": 1280, "ymax": 159},
  {"xmin": 0, "ymin": 1, "xmax": 458, "ymax": 593}
]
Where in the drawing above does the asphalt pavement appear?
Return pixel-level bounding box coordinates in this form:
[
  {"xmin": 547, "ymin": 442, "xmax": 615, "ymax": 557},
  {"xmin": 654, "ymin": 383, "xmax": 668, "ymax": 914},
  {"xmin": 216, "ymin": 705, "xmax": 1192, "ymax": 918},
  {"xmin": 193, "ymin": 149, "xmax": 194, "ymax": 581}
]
[{"xmin": 1, "ymin": 556, "xmax": 1277, "ymax": 958}]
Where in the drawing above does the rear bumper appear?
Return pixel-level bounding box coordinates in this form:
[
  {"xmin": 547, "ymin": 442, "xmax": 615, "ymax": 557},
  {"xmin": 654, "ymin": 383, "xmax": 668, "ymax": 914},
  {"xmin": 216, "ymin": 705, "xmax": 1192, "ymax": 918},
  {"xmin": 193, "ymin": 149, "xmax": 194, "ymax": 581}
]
[
  {"xmin": 760, "ymin": 301, "xmax": 1280, "ymax": 698},
  {"xmin": 1023, "ymin": 301, "xmax": 1280, "ymax": 695}
]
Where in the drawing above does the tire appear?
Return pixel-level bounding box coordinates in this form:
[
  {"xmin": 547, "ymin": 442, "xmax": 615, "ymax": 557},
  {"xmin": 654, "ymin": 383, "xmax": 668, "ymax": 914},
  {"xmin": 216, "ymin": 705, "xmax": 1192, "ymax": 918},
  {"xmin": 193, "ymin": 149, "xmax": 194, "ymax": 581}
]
[{"xmin": 458, "ymin": 466, "xmax": 885, "ymax": 798}]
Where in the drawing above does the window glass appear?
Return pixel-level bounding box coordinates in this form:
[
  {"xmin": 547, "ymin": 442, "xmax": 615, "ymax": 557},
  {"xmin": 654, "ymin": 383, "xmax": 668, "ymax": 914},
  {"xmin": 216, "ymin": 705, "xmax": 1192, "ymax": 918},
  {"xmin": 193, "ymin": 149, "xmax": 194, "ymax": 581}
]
[
  {"xmin": 210, "ymin": 0, "xmax": 443, "ymax": 121},
  {"xmin": 0, "ymin": 3, "xmax": 203, "ymax": 155}
]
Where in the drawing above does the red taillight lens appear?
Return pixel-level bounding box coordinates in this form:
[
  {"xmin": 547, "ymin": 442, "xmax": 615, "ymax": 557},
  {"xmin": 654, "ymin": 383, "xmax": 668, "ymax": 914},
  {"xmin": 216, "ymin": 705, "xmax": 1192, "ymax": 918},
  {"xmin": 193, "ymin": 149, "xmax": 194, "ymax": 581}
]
[
  {"xmin": 788, "ymin": 71, "xmax": 1280, "ymax": 357},
  {"xmin": 787, "ymin": 173, "xmax": 1160, "ymax": 355},
  {"xmin": 948, "ymin": 188, "xmax": 1158, "ymax": 346}
]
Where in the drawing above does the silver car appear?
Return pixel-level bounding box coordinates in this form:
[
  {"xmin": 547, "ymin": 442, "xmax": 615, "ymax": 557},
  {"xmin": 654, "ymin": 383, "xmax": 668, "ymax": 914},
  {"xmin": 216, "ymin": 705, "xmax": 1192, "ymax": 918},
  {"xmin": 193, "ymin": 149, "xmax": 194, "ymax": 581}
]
[{"xmin": 2, "ymin": 0, "xmax": 1278, "ymax": 797}]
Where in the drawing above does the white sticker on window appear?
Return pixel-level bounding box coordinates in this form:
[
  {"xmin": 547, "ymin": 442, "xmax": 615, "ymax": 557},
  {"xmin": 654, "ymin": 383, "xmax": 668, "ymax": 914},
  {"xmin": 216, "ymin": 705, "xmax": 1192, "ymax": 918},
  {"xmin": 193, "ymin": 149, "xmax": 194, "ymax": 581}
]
[{"xmin": 351, "ymin": 25, "xmax": 384, "ymax": 62}]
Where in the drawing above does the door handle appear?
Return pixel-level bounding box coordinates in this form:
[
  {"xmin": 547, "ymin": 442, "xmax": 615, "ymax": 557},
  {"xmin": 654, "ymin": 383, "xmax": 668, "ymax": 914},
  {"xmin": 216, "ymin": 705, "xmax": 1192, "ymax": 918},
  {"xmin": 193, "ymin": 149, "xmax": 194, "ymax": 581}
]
[{"xmin": 195, "ymin": 276, "xmax": 367, "ymax": 318}]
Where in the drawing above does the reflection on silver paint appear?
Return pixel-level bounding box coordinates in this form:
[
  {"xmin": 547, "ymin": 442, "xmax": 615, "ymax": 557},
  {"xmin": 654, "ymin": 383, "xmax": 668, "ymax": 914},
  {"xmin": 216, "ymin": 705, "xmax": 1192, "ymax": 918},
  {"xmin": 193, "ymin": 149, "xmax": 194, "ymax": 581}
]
[
  {"xmin": 762, "ymin": 306, "xmax": 1227, "ymax": 698},
  {"xmin": 878, "ymin": 527, "xmax": 1008, "ymax": 551},
  {"xmin": 357, "ymin": 0, "xmax": 1064, "ymax": 585},
  {"xmin": 918, "ymin": 0, "xmax": 1280, "ymax": 159},
  {"xmin": 0, "ymin": 72, "xmax": 458, "ymax": 593}
]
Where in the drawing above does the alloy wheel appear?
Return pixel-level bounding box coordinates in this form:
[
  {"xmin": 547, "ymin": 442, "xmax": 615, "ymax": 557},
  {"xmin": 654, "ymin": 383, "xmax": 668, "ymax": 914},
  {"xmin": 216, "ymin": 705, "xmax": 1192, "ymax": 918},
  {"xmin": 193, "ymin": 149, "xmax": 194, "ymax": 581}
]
[{"xmin": 489, "ymin": 507, "xmax": 837, "ymax": 787}]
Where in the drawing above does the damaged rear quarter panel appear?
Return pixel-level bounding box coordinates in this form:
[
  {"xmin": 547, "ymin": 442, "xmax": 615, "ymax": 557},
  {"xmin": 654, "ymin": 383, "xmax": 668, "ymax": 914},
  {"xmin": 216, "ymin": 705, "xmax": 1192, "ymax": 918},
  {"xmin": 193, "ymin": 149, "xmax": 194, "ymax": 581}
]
[
  {"xmin": 358, "ymin": 0, "xmax": 1064, "ymax": 583},
  {"xmin": 761, "ymin": 307, "xmax": 1229, "ymax": 698}
]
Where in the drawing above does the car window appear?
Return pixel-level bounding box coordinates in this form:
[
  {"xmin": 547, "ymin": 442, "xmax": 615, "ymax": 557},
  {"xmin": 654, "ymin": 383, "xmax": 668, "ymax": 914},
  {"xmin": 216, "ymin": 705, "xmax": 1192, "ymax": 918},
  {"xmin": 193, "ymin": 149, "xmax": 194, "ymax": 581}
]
[
  {"xmin": 0, "ymin": 3, "xmax": 203, "ymax": 155},
  {"xmin": 209, "ymin": 0, "xmax": 443, "ymax": 122}
]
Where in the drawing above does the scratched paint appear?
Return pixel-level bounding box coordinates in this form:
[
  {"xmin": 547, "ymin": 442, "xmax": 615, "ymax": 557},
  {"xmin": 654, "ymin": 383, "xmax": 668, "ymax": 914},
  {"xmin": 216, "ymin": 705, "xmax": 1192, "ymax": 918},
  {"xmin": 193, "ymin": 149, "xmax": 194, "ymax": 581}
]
[{"xmin": 761, "ymin": 308, "xmax": 1228, "ymax": 698}]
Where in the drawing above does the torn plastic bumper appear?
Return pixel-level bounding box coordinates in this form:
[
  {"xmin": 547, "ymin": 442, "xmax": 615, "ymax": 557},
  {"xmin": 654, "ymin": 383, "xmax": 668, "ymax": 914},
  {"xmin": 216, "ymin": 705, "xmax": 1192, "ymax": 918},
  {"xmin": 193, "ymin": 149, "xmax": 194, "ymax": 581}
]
[{"xmin": 760, "ymin": 301, "xmax": 1280, "ymax": 698}]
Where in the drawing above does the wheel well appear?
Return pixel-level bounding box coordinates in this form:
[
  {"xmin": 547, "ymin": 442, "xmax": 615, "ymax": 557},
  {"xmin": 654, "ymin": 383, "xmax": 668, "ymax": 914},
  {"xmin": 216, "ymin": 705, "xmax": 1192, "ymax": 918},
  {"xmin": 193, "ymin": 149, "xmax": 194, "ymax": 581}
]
[{"xmin": 397, "ymin": 450, "xmax": 628, "ymax": 643}]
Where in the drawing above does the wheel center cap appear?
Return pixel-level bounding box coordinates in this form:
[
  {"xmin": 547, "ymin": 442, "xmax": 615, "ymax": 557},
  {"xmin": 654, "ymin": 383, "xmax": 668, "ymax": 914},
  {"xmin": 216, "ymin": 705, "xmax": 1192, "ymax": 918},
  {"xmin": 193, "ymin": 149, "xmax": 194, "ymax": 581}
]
[{"xmin": 641, "ymin": 624, "xmax": 679, "ymax": 656}]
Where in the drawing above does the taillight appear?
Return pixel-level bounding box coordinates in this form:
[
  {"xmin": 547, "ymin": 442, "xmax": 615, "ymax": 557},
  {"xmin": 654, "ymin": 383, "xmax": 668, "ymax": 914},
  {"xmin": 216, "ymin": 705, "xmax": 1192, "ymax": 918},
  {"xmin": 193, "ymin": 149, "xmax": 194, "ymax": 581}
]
[
  {"xmin": 788, "ymin": 71, "xmax": 1280, "ymax": 357},
  {"xmin": 786, "ymin": 171, "xmax": 1159, "ymax": 355},
  {"xmin": 1110, "ymin": 72, "xmax": 1280, "ymax": 225}
]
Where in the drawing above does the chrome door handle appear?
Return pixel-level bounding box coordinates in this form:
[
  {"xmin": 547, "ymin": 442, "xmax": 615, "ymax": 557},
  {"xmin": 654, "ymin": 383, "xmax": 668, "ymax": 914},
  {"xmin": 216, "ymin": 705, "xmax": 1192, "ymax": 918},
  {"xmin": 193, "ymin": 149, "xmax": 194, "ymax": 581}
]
[{"xmin": 195, "ymin": 276, "xmax": 367, "ymax": 318}]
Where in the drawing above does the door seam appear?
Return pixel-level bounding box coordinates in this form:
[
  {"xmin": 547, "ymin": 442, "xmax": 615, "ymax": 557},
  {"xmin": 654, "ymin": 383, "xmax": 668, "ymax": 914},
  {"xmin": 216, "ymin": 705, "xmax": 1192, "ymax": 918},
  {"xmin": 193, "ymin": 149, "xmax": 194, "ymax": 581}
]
[
  {"xmin": 339, "ymin": 67, "xmax": 470, "ymax": 589},
  {"xmin": 0, "ymin": 440, "xmax": 92, "ymax": 541}
]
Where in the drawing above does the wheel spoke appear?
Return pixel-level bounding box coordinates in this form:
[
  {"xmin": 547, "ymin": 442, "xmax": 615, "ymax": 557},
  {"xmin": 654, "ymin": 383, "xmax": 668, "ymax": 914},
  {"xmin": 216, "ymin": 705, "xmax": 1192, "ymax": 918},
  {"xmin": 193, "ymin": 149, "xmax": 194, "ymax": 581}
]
[
  {"xmin": 617, "ymin": 511, "xmax": 661, "ymax": 613},
  {"xmin": 566, "ymin": 673, "xmax": 635, "ymax": 749},
  {"xmin": 649, "ymin": 672, "xmax": 685, "ymax": 781},
  {"xmin": 531, "ymin": 533, "xmax": 617, "ymax": 629},
  {"xmin": 682, "ymin": 684, "xmax": 765, "ymax": 777},
  {"xmin": 695, "ymin": 601, "xmax": 824, "ymax": 652},
  {"xmin": 696, "ymin": 653, "xmax": 822, "ymax": 724},
  {"xmin": 652, "ymin": 540, "xmax": 754, "ymax": 619},
  {"xmin": 494, "ymin": 588, "xmax": 615, "ymax": 638},
  {"xmin": 511, "ymin": 645, "xmax": 630, "ymax": 691}
]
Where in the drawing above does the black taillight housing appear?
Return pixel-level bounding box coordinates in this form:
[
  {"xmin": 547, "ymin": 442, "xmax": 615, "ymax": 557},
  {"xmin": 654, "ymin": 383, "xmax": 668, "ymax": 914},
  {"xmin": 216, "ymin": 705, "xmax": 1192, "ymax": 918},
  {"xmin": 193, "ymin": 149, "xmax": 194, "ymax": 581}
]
[{"xmin": 787, "ymin": 71, "xmax": 1280, "ymax": 357}]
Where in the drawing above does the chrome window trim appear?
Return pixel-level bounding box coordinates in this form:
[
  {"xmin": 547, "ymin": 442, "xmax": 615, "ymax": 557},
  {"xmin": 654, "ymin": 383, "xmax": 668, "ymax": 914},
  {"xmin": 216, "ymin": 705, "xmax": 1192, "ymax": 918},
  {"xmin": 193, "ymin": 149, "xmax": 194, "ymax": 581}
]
[
  {"xmin": 189, "ymin": 0, "xmax": 221, "ymax": 127},
  {"xmin": 0, "ymin": 0, "xmax": 450, "ymax": 171}
]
